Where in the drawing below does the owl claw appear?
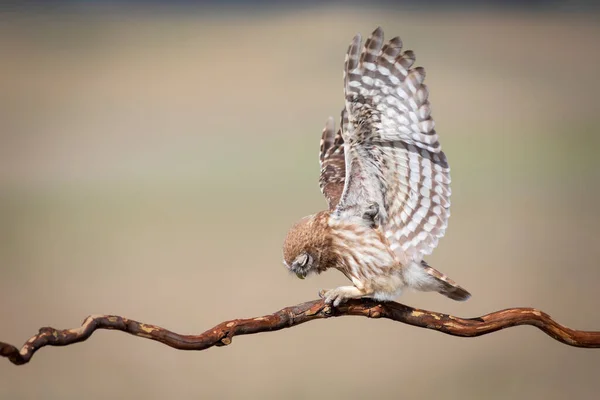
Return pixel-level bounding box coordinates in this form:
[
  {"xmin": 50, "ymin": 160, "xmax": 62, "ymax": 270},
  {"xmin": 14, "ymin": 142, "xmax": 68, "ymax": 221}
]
[{"xmin": 319, "ymin": 288, "xmax": 352, "ymax": 307}]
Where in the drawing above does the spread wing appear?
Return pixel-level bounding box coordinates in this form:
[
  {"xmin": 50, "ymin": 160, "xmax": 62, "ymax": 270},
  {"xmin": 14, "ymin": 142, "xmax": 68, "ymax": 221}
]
[
  {"xmin": 334, "ymin": 27, "xmax": 451, "ymax": 261},
  {"xmin": 319, "ymin": 110, "xmax": 348, "ymax": 210}
]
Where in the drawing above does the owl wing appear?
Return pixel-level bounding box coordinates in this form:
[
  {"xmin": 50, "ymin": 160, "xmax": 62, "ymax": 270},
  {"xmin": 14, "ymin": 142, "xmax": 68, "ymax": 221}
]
[
  {"xmin": 334, "ymin": 27, "xmax": 451, "ymax": 261},
  {"xmin": 319, "ymin": 109, "xmax": 348, "ymax": 210}
]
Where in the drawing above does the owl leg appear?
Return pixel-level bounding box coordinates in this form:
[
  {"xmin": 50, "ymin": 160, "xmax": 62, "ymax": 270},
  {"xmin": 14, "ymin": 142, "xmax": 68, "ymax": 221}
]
[
  {"xmin": 319, "ymin": 286, "xmax": 367, "ymax": 307},
  {"xmin": 362, "ymin": 202, "xmax": 380, "ymax": 228}
]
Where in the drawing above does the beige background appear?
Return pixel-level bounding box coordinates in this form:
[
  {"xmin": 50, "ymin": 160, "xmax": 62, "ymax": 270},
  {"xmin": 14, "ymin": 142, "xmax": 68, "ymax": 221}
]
[{"xmin": 1, "ymin": 4, "xmax": 599, "ymax": 399}]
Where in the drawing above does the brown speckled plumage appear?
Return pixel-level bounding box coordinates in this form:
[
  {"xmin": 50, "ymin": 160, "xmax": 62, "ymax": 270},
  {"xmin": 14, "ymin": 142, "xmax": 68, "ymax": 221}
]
[{"xmin": 282, "ymin": 27, "xmax": 470, "ymax": 306}]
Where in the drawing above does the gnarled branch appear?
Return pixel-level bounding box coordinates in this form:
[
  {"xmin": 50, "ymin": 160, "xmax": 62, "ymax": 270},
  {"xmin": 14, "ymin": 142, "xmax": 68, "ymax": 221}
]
[{"xmin": 1, "ymin": 299, "xmax": 598, "ymax": 365}]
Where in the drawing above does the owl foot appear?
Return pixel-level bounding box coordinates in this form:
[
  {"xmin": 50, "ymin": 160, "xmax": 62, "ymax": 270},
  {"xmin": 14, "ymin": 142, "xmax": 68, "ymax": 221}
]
[
  {"xmin": 319, "ymin": 286, "xmax": 365, "ymax": 307},
  {"xmin": 362, "ymin": 202, "xmax": 379, "ymax": 227}
]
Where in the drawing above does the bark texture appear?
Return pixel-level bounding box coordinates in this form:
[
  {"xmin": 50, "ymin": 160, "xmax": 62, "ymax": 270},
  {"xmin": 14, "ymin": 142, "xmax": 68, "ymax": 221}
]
[{"xmin": 2, "ymin": 299, "xmax": 599, "ymax": 366}]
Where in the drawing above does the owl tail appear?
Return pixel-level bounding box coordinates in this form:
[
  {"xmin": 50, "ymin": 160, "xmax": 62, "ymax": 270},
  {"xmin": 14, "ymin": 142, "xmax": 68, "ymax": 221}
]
[
  {"xmin": 404, "ymin": 261, "xmax": 471, "ymax": 301},
  {"xmin": 421, "ymin": 261, "xmax": 471, "ymax": 301}
]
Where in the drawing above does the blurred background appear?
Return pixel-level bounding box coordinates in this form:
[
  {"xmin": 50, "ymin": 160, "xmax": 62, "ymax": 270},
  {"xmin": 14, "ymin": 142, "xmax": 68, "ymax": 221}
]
[{"xmin": 1, "ymin": 1, "xmax": 599, "ymax": 399}]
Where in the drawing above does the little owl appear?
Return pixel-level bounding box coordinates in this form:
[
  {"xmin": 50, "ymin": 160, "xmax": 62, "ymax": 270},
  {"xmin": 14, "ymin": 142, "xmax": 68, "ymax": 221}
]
[{"xmin": 282, "ymin": 27, "xmax": 470, "ymax": 306}]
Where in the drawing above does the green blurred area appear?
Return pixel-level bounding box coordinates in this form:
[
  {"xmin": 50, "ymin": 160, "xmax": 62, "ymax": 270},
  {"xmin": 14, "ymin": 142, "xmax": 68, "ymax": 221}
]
[{"xmin": 1, "ymin": 6, "xmax": 599, "ymax": 400}]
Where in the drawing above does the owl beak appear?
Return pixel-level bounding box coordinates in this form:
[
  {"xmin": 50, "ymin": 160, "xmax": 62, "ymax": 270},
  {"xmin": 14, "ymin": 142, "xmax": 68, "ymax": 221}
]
[{"xmin": 295, "ymin": 272, "xmax": 305, "ymax": 280}]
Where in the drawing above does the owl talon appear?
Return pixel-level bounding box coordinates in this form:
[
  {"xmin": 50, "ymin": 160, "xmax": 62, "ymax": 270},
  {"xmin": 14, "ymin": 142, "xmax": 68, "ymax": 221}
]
[{"xmin": 320, "ymin": 288, "xmax": 354, "ymax": 307}]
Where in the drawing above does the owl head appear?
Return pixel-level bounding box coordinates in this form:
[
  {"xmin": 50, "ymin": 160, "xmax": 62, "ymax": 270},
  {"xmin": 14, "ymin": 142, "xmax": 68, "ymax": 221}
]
[{"xmin": 282, "ymin": 212, "xmax": 331, "ymax": 279}]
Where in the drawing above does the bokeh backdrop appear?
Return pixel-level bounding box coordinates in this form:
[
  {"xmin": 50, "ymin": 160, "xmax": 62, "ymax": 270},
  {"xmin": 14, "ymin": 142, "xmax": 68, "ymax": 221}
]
[{"xmin": 1, "ymin": 1, "xmax": 599, "ymax": 399}]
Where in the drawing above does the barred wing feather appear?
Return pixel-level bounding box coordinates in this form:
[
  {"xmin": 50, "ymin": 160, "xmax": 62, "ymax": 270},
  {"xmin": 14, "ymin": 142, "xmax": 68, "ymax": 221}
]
[
  {"xmin": 319, "ymin": 110, "xmax": 348, "ymax": 211},
  {"xmin": 334, "ymin": 27, "xmax": 451, "ymax": 261}
]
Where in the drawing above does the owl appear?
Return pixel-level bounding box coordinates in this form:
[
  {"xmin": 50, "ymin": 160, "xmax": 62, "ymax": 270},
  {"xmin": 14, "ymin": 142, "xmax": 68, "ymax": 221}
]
[{"xmin": 282, "ymin": 27, "xmax": 470, "ymax": 306}]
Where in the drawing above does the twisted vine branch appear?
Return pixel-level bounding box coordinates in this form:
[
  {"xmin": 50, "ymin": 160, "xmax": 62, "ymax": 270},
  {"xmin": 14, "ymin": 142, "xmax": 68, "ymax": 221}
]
[{"xmin": 1, "ymin": 299, "xmax": 598, "ymax": 365}]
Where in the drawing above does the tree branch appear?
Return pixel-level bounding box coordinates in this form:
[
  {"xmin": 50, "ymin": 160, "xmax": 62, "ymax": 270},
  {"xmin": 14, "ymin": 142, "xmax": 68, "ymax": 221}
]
[{"xmin": 1, "ymin": 299, "xmax": 598, "ymax": 365}]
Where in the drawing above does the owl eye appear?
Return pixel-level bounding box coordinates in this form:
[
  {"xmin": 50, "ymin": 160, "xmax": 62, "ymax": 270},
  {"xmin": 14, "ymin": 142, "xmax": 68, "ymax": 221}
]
[{"xmin": 296, "ymin": 253, "xmax": 309, "ymax": 267}]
